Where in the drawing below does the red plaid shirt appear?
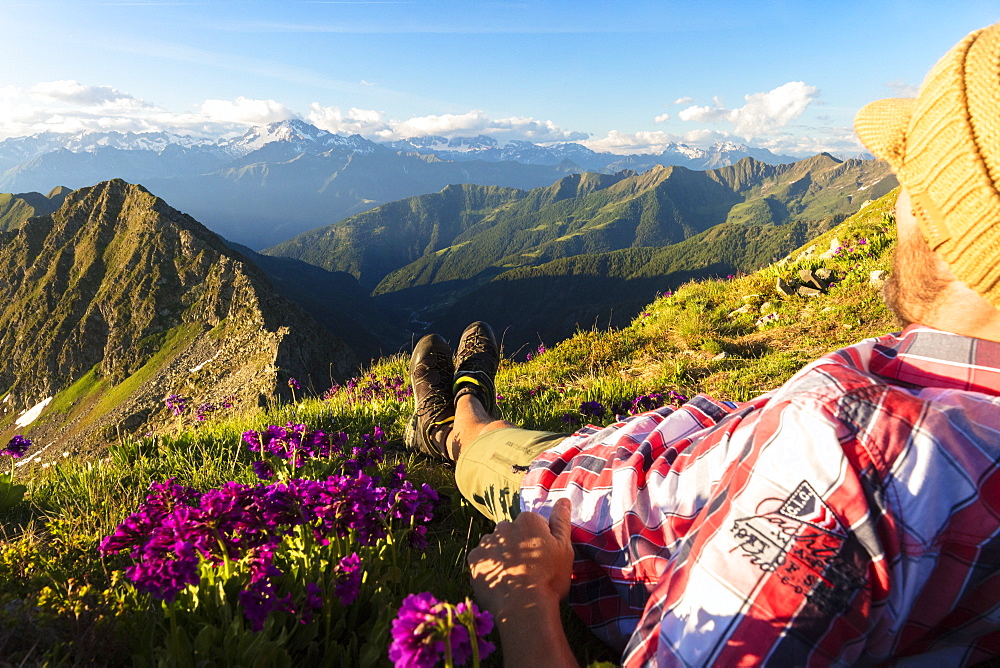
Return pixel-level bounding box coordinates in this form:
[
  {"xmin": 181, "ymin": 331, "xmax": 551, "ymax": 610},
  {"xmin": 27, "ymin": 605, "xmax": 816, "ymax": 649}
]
[{"xmin": 519, "ymin": 325, "xmax": 1000, "ymax": 666}]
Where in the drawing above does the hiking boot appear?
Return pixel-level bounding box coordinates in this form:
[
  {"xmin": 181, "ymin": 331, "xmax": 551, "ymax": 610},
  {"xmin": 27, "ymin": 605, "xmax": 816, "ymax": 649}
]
[
  {"xmin": 452, "ymin": 321, "xmax": 500, "ymax": 419},
  {"xmin": 405, "ymin": 333, "xmax": 455, "ymax": 461}
]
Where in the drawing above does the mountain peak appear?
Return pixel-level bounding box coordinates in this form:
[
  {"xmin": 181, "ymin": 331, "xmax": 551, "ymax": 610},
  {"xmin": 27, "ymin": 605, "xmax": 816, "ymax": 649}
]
[
  {"xmin": 224, "ymin": 119, "xmax": 380, "ymax": 159},
  {"xmin": 0, "ymin": 180, "xmax": 356, "ymax": 451}
]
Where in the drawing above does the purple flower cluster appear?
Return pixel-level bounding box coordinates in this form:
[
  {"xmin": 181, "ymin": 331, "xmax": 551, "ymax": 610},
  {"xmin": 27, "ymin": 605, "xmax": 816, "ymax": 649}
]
[
  {"xmin": 101, "ymin": 466, "xmax": 439, "ymax": 631},
  {"xmin": 832, "ymin": 238, "xmax": 877, "ymax": 262},
  {"xmin": 388, "ymin": 593, "xmax": 494, "ymax": 668},
  {"xmin": 333, "ymin": 552, "xmax": 362, "ymax": 606},
  {"xmin": 606, "ymin": 390, "xmax": 689, "ymax": 418},
  {"xmin": 243, "ymin": 423, "xmax": 350, "ymax": 479},
  {"xmin": 525, "ymin": 342, "xmax": 548, "ymax": 362},
  {"xmin": 1, "ymin": 435, "xmax": 31, "ymax": 458},
  {"xmin": 579, "ymin": 401, "xmax": 606, "ymax": 419},
  {"xmin": 287, "ymin": 377, "xmax": 301, "ymax": 391},
  {"xmin": 561, "ymin": 400, "xmax": 606, "ymax": 426},
  {"xmin": 324, "ymin": 374, "xmax": 412, "ymax": 405},
  {"xmin": 164, "ymin": 394, "xmax": 188, "ymax": 417},
  {"xmin": 196, "ymin": 403, "xmax": 215, "ymax": 422}
]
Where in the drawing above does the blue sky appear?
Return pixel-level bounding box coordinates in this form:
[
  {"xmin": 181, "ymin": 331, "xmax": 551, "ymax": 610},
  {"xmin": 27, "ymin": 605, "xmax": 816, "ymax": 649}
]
[{"xmin": 2, "ymin": 0, "xmax": 998, "ymax": 155}]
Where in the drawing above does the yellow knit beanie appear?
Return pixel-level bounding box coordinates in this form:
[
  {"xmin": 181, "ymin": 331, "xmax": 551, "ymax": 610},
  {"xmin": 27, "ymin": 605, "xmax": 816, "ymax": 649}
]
[{"xmin": 854, "ymin": 22, "xmax": 1000, "ymax": 308}]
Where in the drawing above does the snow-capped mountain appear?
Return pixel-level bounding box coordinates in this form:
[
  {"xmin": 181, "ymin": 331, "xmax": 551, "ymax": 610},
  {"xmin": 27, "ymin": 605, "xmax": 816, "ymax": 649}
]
[
  {"xmin": 0, "ymin": 119, "xmax": 805, "ymax": 249},
  {"xmin": 0, "ymin": 120, "xmax": 798, "ymax": 178},
  {"xmin": 221, "ymin": 119, "xmax": 382, "ymax": 158},
  {"xmin": 385, "ymin": 133, "xmax": 796, "ymax": 170},
  {"xmin": 0, "ymin": 130, "xmax": 217, "ymax": 167}
]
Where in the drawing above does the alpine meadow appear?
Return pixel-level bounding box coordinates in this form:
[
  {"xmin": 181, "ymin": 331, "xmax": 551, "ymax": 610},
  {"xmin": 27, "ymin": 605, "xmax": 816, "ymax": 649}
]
[{"xmin": 1, "ymin": 1, "xmax": 992, "ymax": 664}]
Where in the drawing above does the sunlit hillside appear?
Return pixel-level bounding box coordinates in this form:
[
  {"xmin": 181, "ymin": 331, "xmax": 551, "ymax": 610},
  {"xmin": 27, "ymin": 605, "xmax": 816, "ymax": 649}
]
[{"xmin": 0, "ymin": 189, "xmax": 898, "ymax": 665}]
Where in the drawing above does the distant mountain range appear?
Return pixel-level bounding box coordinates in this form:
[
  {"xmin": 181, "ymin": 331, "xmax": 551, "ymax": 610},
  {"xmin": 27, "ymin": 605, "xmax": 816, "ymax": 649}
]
[
  {"xmin": 0, "ymin": 150, "xmax": 895, "ymax": 450},
  {"xmin": 266, "ymin": 153, "xmax": 897, "ymax": 350},
  {"xmin": 0, "ymin": 120, "xmax": 800, "ymax": 248}
]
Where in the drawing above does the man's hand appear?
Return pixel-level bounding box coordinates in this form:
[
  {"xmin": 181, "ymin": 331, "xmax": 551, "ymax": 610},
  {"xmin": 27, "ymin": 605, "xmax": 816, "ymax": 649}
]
[{"xmin": 468, "ymin": 497, "xmax": 578, "ymax": 667}]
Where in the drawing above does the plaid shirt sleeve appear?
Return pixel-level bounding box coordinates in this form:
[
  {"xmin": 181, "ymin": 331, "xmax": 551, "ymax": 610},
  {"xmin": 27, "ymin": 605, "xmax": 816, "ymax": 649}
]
[{"xmin": 519, "ymin": 328, "xmax": 1000, "ymax": 666}]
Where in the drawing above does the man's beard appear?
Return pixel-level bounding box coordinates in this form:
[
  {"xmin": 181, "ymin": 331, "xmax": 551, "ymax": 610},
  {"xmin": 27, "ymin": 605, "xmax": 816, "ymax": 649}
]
[{"xmin": 882, "ymin": 227, "xmax": 950, "ymax": 329}]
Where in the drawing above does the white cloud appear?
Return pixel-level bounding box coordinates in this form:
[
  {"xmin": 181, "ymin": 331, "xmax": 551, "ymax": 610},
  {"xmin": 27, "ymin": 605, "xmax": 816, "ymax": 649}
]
[
  {"xmin": 308, "ymin": 108, "xmax": 588, "ymax": 143},
  {"xmin": 360, "ymin": 80, "xmax": 376, "ymax": 87},
  {"xmin": 200, "ymin": 97, "xmax": 295, "ymax": 125},
  {"xmin": 0, "ymin": 82, "xmax": 592, "ymax": 147},
  {"xmin": 307, "ymin": 104, "xmax": 390, "ymax": 136},
  {"xmin": 885, "ymin": 80, "xmax": 919, "ymax": 97},
  {"xmin": 678, "ymin": 104, "xmax": 729, "ymax": 123},
  {"xmin": 682, "ymin": 128, "xmax": 730, "ymax": 144},
  {"xmin": 673, "ymin": 96, "xmax": 693, "ymax": 105},
  {"xmin": 675, "ymin": 81, "xmax": 819, "ymax": 141},
  {"xmin": 29, "ymin": 80, "xmax": 146, "ymax": 109},
  {"xmin": 582, "ymin": 130, "xmax": 680, "ymax": 154},
  {"xmin": 729, "ymin": 82, "xmax": 818, "ymax": 139},
  {"xmin": 0, "ymin": 81, "xmax": 164, "ymax": 138},
  {"xmin": 765, "ymin": 125, "xmax": 865, "ymax": 156},
  {"xmin": 486, "ymin": 116, "xmax": 588, "ymax": 142},
  {"xmin": 393, "ymin": 110, "xmax": 490, "ymax": 137},
  {"xmin": 0, "ymin": 79, "xmax": 849, "ymax": 157}
]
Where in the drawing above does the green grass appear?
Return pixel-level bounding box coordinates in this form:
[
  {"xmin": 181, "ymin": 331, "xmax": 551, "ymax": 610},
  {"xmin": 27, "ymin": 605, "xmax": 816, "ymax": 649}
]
[
  {"xmin": 0, "ymin": 189, "xmax": 901, "ymax": 665},
  {"xmin": 92, "ymin": 322, "xmax": 203, "ymax": 419},
  {"xmin": 46, "ymin": 366, "xmax": 106, "ymax": 416}
]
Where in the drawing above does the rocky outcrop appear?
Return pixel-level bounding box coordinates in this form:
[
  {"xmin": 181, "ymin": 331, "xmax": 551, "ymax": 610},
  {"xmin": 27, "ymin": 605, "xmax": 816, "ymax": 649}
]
[{"xmin": 0, "ymin": 179, "xmax": 356, "ymax": 454}]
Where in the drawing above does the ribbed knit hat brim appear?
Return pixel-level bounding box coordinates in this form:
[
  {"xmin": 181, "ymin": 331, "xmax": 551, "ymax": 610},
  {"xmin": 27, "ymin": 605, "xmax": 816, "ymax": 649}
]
[{"xmin": 854, "ymin": 23, "xmax": 1000, "ymax": 308}]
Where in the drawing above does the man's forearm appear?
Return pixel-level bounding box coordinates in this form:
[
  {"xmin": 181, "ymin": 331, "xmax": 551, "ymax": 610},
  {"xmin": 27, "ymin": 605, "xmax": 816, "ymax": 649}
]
[{"xmin": 493, "ymin": 598, "xmax": 578, "ymax": 668}]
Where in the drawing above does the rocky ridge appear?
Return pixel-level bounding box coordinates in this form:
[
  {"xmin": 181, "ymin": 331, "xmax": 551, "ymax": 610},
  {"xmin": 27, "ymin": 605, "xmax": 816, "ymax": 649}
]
[{"xmin": 0, "ymin": 179, "xmax": 357, "ymax": 457}]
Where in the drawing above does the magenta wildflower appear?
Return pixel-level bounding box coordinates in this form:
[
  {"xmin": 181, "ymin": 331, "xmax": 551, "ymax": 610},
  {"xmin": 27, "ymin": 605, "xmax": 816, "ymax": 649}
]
[
  {"xmin": 667, "ymin": 390, "xmax": 689, "ymax": 406},
  {"xmin": 196, "ymin": 403, "xmax": 215, "ymax": 422},
  {"xmin": 164, "ymin": 394, "xmax": 188, "ymax": 417},
  {"xmin": 1, "ymin": 435, "xmax": 31, "ymax": 458},
  {"xmin": 239, "ymin": 563, "xmax": 292, "ymax": 632},
  {"xmin": 338, "ymin": 373, "xmax": 411, "ymax": 404},
  {"xmin": 252, "ymin": 460, "xmax": 275, "ymax": 480},
  {"xmin": 389, "ymin": 593, "xmax": 446, "ymax": 668},
  {"xmin": 388, "ymin": 593, "xmax": 494, "ymax": 668},
  {"xmin": 287, "ymin": 377, "xmax": 300, "ymax": 391},
  {"xmin": 244, "ymin": 423, "xmax": 352, "ymax": 478},
  {"xmin": 333, "ymin": 553, "xmax": 362, "ymax": 605},
  {"xmin": 104, "ymin": 424, "xmax": 440, "ymax": 633},
  {"xmin": 452, "ymin": 599, "xmax": 495, "ymax": 665}
]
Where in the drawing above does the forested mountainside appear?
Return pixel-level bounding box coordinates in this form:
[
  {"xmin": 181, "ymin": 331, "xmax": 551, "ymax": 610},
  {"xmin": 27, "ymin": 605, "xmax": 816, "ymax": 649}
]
[{"xmin": 267, "ymin": 153, "xmax": 896, "ymax": 349}]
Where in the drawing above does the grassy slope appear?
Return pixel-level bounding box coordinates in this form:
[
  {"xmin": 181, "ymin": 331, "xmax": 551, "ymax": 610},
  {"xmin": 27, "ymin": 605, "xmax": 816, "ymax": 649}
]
[{"xmin": 0, "ymin": 189, "xmax": 898, "ymax": 665}]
